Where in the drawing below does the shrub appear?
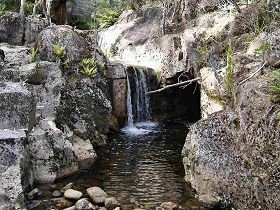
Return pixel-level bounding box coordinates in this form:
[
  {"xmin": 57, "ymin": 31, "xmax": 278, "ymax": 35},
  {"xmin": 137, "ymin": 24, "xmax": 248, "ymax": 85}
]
[{"xmin": 79, "ymin": 58, "xmax": 98, "ymax": 77}]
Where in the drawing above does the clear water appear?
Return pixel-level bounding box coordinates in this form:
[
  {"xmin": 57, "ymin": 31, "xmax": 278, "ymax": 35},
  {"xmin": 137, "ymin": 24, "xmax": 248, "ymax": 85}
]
[{"xmin": 53, "ymin": 122, "xmax": 202, "ymax": 210}]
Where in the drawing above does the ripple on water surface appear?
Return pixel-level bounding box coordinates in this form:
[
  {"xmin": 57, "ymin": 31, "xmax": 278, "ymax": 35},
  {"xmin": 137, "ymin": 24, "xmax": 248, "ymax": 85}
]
[{"xmin": 53, "ymin": 122, "xmax": 201, "ymax": 209}]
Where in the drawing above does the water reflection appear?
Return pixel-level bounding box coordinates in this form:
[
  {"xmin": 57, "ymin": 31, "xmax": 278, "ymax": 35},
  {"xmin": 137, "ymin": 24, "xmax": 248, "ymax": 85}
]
[{"xmin": 57, "ymin": 123, "xmax": 201, "ymax": 209}]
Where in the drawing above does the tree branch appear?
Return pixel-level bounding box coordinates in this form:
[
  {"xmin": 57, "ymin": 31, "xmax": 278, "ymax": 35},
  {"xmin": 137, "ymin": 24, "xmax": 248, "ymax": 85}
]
[
  {"xmin": 147, "ymin": 77, "xmax": 201, "ymax": 95},
  {"xmin": 238, "ymin": 61, "xmax": 267, "ymax": 85}
]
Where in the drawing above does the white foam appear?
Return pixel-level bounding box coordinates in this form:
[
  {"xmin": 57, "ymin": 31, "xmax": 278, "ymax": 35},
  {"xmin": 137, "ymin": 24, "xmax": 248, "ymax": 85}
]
[{"xmin": 121, "ymin": 121, "xmax": 159, "ymax": 135}]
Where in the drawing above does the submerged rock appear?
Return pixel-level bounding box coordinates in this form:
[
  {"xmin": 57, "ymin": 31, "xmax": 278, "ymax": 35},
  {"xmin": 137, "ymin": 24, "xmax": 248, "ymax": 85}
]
[{"xmin": 87, "ymin": 187, "xmax": 107, "ymax": 204}]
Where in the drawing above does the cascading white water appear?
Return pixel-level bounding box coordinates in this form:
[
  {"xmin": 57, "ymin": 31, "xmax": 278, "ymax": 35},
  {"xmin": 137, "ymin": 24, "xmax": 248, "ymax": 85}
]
[
  {"xmin": 126, "ymin": 74, "xmax": 134, "ymax": 127},
  {"xmin": 123, "ymin": 67, "xmax": 156, "ymax": 134},
  {"xmin": 135, "ymin": 68, "xmax": 151, "ymax": 122}
]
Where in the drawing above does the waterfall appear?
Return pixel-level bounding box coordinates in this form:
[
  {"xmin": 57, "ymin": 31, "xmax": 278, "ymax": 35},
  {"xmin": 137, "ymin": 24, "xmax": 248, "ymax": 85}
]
[
  {"xmin": 125, "ymin": 67, "xmax": 151, "ymax": 127},
  {"xmin": 126, "ymin": 74, "xmax": 134, "ymax": 127}
]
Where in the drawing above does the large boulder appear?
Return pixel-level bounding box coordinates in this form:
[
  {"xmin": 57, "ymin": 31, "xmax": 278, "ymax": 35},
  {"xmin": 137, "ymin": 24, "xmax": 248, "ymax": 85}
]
[
  {"xmin": 35, "ymin": 25, "xmax": 91, "ymax": 63},
  {"xmin": 0, "ymin": 130, "xmax": 33, "ymax": 210},
  {"xmin": 182, "ymin": 65, "xmax": 280, "ymax": 209},
  {"xmin": 0, "ymin": 82, "xmax": 35, "ymax": 130},
  {"xmin": 56, "ymin": 76, "xmax": 112, "ymax": 147},
  {"xmin": 28, "ymin": 120, "xmax": 79, "ymax": 183}
]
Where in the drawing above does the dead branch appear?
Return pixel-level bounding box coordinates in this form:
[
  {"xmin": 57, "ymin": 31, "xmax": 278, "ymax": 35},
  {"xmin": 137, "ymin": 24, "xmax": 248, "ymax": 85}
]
[
  {"xmin": 147, "ymin": 77, "xmax": 201, "ymax": 95},
  {"xmin": 238, "ymin": 61, "xmax": 267, "ymax": 85}
]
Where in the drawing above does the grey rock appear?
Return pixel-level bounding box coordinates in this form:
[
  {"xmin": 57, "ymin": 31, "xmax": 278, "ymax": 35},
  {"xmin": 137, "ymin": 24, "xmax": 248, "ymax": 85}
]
[
  {"xmin": 52, "ymin": 190, "xmax": 62, "ymax": 198},
  {"xmin": 28, "ymin": 120, "xmax": 79, "ymax": 183},
  {"xmin": 75, "ymin": 198, "xmax": 96, "ymax": 210},
  {"xmin": 160, "ymin": 202, "xmax": 178, "ymax": 210},
  {"xmin": 35, "ymin": 25, "xmax": 91, "ymax": 63},
  {"xmin": 61, "ymin": 183, "xmax": 74, "ymax": 192},
  {"xmin": 182, "ymin": 66, "xmax": 280, "ymax": 209},
  {"xmin": 0, "ymin": 12, "xmax": 24, "ymax": 45},
  {"xmin": 87, "ymin": 187, "xmax": 107, "ymax": 204},
  {"xmin": 71, "ymin": 136, "xmax": 97, "ymax": 170},
  {"xmin": 26, "ymin": 188, "xmax": 40, "ymax": 200},
  {"xmin": 56, "ymin": 76, "xmax": 112, "ymax": 147},
  {"xmin": 24, "ymin": 15, "xmax": 49, "ymax": 45},
  {"xmin": 0, "ymin": 82, "xmax": 35, "ymax": 131},
  {"xmin": 63, "ymin": 206, "xmax": 76, "ymax": 210},
  {"xmin": 0, "ymin": 129, "xmax": 33, "ymax": 209},
  {"xmin": 64, "ymin": 189, "xmax": 83, "ymax": 200},
  {"xmin": 104, "ymin": 197, "xmax": 120, "ymax": 210}
]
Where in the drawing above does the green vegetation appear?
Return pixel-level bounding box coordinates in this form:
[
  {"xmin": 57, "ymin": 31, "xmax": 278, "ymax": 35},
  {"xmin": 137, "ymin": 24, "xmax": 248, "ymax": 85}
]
[
  {"xmin": 29, "ymin": 47, "xmax": 38, "ymax": 61},
  {"xmin": 71, "ymin": 16, "xmax": 96, "ymax": 30},
  {"xmin": 224, "ymin": 42, "xmax": 235, "ymax": 97},
  {"xmin": 0, "ymin": 0, "xmax": 34, "ymax": 16},
  {"xmin": 270, "ymin": 70, "xmax": 280, "ymax": 100},
  {"xmin": 254, "ymin": 2, "xmax": 269, "ymax": 34},
  {"xmin": 79, "ymin": 58, "xmax": 98, "ymax": 77},
  {"xmin": 61, "ymin": 58, "xmax": 72, "ymax": 69},
  {"xmin": 255, "ymin": 42, "xmax": 271, "ymax": 55},
  {"xmin": 95, "ymin": 7, "xmax": 121, "ymax": 28},
  {"xmin": 53, "ymin": 43, "xmax": 66, "ymax": 58}
]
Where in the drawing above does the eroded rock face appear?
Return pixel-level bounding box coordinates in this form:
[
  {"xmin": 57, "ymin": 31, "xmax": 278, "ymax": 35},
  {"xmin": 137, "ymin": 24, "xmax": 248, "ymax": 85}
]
[{"xmin": 182, "ymin": 67, "xmax": 280, "ymax": 209}]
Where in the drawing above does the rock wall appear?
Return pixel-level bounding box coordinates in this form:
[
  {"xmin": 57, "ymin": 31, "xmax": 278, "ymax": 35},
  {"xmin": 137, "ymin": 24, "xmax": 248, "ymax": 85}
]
[
  {"xmin": 0, "ymin": 25, "xmax": 113, "ymax": 206},
  {"xmin": 182, "ymin": 17, "xmax": 280, "ymax": 210},
  {"xmin": 0, "ymin": 83, "xmax": 34, "ymax": 209}
]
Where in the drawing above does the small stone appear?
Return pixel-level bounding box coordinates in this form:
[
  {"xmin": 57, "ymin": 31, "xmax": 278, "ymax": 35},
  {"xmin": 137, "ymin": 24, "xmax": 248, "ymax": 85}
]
[
  {"xmin": 99, "ymin": 207, "xmax": 108, "ymax": 210},
  {"xmin": 87, "ymin": 187, "xmax": 107, "ymax": 204},
  {"xmin": 64, "ymin": 189, "xmax": 83, "ymax": 200},
  {"xmin": 26, "ymin": 188, "xmax": 40, "ymax": 200},
  {"xmin": 61, "ymin": 183, "xmax": 74, "ymax": 192},
  {"xmin": 156, "ymin": 207, "xmax": 164, "ymax": 210},
  {"xmin": 75, "ymin": 198, "xmax": 96, "ymax": 210},
  {"xmin": 63, "ymin": 207, "xmax": 76, "ymax": 210},
  {"xmin": 52, "ymin": 190, "xmax": 62, "ymax": 198},
  {"xmin": 160, "ymin": 202, "xmax": 178, "ymax": 210},
  {"xmin": 113, "ymin": 207, "xmax": 121, "ymax": 210},
  {"xmin": 105, "ymin": 197, "xmax": 120, "ymax": 209}
]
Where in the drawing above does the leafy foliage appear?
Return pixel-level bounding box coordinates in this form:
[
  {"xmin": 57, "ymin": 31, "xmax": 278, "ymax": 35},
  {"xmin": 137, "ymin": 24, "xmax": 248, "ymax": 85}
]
[
  {"xmin": 224, "ymin": 42, "xmax": 235, "ymax": 97},
  {"xmin": 71, "ymin": 16, "xmax": 96, "ymax": 30},
  {"xmin": 79, "ymin": 58, "xmax": 98, "ymax": 77},
  {"xmin": 95, "ymin": 7, "xmax": 121, "ymax": 28},
  {"xmin": 29, "ymin": 47, "xmax": 38, "ymax": 61},
  {"xmin": 53, "ymin": 43, "xmax": 66, "ymax": 58}
]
